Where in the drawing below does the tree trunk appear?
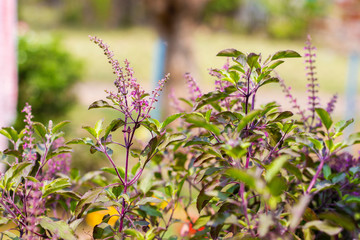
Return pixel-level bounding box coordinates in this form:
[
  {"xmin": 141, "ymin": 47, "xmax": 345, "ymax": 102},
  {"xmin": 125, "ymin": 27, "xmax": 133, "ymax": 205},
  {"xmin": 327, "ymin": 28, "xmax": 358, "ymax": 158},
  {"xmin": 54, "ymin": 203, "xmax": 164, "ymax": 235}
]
[{"xmin": 144, "ymin": 0, "xmax": 209, "ymax": 117}]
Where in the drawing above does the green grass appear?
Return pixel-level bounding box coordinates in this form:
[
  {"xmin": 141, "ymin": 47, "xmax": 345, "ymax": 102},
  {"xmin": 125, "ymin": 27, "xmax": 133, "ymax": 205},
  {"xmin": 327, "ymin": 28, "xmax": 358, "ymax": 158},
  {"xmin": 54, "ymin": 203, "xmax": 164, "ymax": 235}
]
[{"xmin": 53, "ymin": 27, "xmax": 350, "ymax": 94}]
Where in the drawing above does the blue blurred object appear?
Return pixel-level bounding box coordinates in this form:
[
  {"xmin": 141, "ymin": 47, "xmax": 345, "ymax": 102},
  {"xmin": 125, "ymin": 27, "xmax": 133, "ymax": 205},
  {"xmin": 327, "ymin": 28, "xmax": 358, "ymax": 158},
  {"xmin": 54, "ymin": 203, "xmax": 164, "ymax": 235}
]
[
  {"xmin": 151, "ymin": 38, "xmax": 167, "ymax": 120},
  {"xmin": 345, "ymin": 51, "xmax": 359, "ymax": 142}
]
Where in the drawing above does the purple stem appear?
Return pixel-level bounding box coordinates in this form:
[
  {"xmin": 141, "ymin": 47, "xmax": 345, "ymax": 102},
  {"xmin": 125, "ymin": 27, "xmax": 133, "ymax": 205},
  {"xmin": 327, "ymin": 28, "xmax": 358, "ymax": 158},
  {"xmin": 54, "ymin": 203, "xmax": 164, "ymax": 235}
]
[
  {"xmin": 306, "ymin": 156, "xmax": 326, "ymax": 194},
  {"xmin": 119, "ymin": 111, "xmax": 142, "ymax": 233},
  {"xmin": 100, "ymin": 143, "xmax": 125, "ymax": 186},
  {"xmin": 128, "ymin": 168, "xmax": 143, "ymax": 186}
]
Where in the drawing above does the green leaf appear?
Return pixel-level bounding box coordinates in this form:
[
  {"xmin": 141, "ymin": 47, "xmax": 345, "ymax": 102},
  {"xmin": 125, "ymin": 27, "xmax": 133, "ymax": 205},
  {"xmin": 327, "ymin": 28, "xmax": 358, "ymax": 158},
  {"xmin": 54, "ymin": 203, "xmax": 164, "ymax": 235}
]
[
  {"xmin": 184, "ymin": 136, "xmax": 211, "ymax": 147},
  {"xmin": 1, "ymin": 231, "xmax": 21, "ymax": 240},
  {"xmin": 194, "ymin": 91, "xmax": 229, "ymax": 111},
  {"xmin": 349, "ymin": 166, "xmax": 360, "ymax": 175},
  {"xmin": 268, "ymin": 176, "xmax": 287, "ymax": 197},
  {"xmin": 149, "ymin": 118, "xmax": 161, "ymax": 129},
  {"xmin": 193, "ymin": 215, "xmax": 211, "ymax": 229},
  {"xmin": 141, "ymin": 136, "xmax": 160, "ymax": 167},
  {"xmin": 75, "ymin": 188, "xmax": 104, "ymax": 217},
  {"xmin": 131, "ymin": 162, "xmax": 141, "ymax": 175},
  {"xmin": 111, "ymin": 186, "xmax": 123, "ymax": 198},
  {"xmin": 265, "ymin": 155, "xmax": 289, "ymax": 182},
  {"xmin": 308, "ymin": 137, "xmax": 323, "ymax": 152},
  {"xmin": 344, "ymin": 195, "xmax": 360, "ymax": 204},
  {"xmin": 3, "ymin": 162, "xmax": 32, "ymax": 190},
  {"xmin": 101, "ymin": 167, "xmax": 125, "ymax": 179},
  {"xmin": 225, "ymin": 168, "xmax": 256, "ymax": 189},
  {"xmin": 93, "ymin": 222, "xmax": 114, "ymax": 239},
  {"xmin": 210, "ymin": 224, "xmax": 223, "ymax": 239},
  {"xmin": 216, "ymin": 48, "xmax": 244, "ymax": 57},
  {"xmin": 178, "ymin": 97, "xmax": 193, "ymax": 107},
  {"xmin": 184, "ymin": 113, "xmax": 220, "ymax": 135},
  {"xmin": 158, "ymin": 133, "xmax": 187, "ymax": 151},
  {"xmin": 145, "ymin": 227, "xmax": 162, "ymax": 240},
  {"xmin": 334, "ymin": 119, "xmax": 354, "ymax": 133},
  {"xmin": 347, "ymin": 132, "xmax": 360, "ymax": 146},
  {"xmin": 196, "ymin": 187, "xmax": 213, "ymax": 213},
  {"xmin": 0, "ymin": 216, "xmax": 9, "ymax": 226},
  {"xmin": 67, "ymin": 137, "xmax": 94, "ymax": 146},
  {"xmin": 82, "ymin": 126, "xmax": 97, "ymax": 139},
  {"xmin": 26, "ymin": 176, "xmax": 40, "ymax": 183},
  {"xmin": 0, "ymin": 127, "xmax": 19, "ymax": 142},
  {"xmin": 199, "ymin": 167, "xmax": 222, "ymax": 181},
  {"xmin": 3, "ymin": 149, "xmax": 22, "ymax": 158},
  {"xmin": 268, "ymin": 60, "xmax": 284, "ymax": 70},
  {"xmin": 284, "ymin": 162, "xmax": 303, "ymax": 180},
  {"xmin": 139, "ymin": 173, "xmax": 153, "ymax": 194},
  {"xmin": 139, "ymin": 205, "xmax": 162, "ymax": 217},
  {"xmin": 259, "ymin": 77, "xmax": 279, "ymax": 87},
  {"xmin": 229, "ymin": 64, "xmax": 245, "ymax": 73},
  {"xmin": 331, "ymin": 173, "xmax": 345, "ymax": 184},
  {"xmin": 39, "ymin": 217, "xmax": 77, "ymax": 240},
  {"xmin": 247, "ymin": 53, "xmax": 260, "ymax": 68},
  {"xmin": 205, "ymin": 109, "xmax": 212, "ymax": 122},
  {"xmin": 52, "ymin": 120, "xmax": 70, "ymax": 133},
  {"xmin": 273, "ymin": 111, "xmax": 293, "ymax": 122},
  {"xmin": 33, "ymin": 122, "xmax": 47, "ymax": 139},
  {"xmin": 160, "ymin": 113, "xmax": 183, "ymax": 130},
  {"xmin": 304, "ymin": 220, "xmax": 342, "ymax": 236},
  {"xmin": 104, "ymin": 118, "xmax": 125, "ymax": 138},
  {"xmin": 88, "ymin": 100, "xmax": 114, "ymax": 110},
  {"xmin": 315, "ymin": 108, "xmax": 333, "ymax": 130},
  {"xmin": 0, "ymin": 128, "xmax": 12, "ymax": 140},
  {"xmin": 56, "ymin": 190, "xmax": 81, "ymax": 200},
  {"xmin": 265, "ymin": 127, "xmax": 282, "ymax": 146},
  {"xmin": 137, "ymin": 197, "xmax": 162, "ymax": 206},
  {"xmin": 42, "ymin": 178, "xmax": 71, "ymax": 198},
  {"xmin": 46, "ymin": 146, "xmax": 73, "ymax": 160},
  {"xmin": 123, "ymin": 229, "xmax": 145, "ymax": 240},
  {"xmin": 314, "ymin": 181, "xmax": 335, "ymax": 192},
  {"xmin": 140, "ymin": 93, "xmax": 150, "ymax": 99},
  {"xmin": 271, "ymin": 50, "xmax": 301, "ymax": 60},
  {"xmin": 323, "ymin": 164, "xmax": 331, "ymax": 180},
  {"xmin": 69, "ymin": 219, "xmax": 84, "ymax": 232},
  {"xmin": 319, "ymin": 212, "xmax": 355, "ymax": 231},
  {"xmin": 94, "ymin": 119, "xmax": 103, "ymax": 138},
  {"xmin": 237, "ymin": 110, "xmax": 261, "ymax": 132}
]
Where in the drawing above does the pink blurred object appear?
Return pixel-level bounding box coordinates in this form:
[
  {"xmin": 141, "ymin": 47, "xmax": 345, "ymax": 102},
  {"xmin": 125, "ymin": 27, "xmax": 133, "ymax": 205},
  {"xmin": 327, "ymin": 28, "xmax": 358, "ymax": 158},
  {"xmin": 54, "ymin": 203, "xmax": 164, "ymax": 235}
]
[{"xmin": 0, "ymin": 0, "xmax": 17, "ymax": 151}]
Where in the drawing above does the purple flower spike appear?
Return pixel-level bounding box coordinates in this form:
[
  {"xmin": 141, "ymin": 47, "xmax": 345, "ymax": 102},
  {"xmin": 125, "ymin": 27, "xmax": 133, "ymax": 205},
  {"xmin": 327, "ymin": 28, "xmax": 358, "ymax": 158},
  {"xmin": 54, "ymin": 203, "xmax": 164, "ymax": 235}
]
[
  {"xmin": 304, "ymin": 35, "xmax": 320, "ymax": 125},
  {"xmin": 21, "ymin": 103, "xmax": 36, "ymax": 162},
  {"xmin": 326, "ymin": 94, "xmax": 338, "ymax": 115},
  {"xmin": 185, "ymin": 73, "xmax": 203, "ymax": 103},
  {"xmin": 90, "ymin": 35, "xmax": 168, "ymax": 120}
]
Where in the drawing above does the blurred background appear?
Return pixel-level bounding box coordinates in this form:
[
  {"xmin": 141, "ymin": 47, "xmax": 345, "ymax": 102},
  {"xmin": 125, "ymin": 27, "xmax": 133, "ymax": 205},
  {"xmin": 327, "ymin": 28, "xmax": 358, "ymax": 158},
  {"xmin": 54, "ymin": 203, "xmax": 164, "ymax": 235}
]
[
  {"xmin": 0, "ymin": 0, "xmax": 360, "ymax": 237},
  {"xmin": 1, "ymin": 0, "xmax": 360, "ymax": 170}
]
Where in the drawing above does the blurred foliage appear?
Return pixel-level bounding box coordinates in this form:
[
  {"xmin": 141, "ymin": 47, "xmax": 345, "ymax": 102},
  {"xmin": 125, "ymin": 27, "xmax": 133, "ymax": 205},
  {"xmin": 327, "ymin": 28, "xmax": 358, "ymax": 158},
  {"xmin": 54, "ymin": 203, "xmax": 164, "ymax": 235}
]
[
  {"xmin": 261, "ymin": 0, "xmax": 331, "ymax": 39},
  {"xmin": 16, "ymin": 33, "xmax": 83, "ymax": 129},
  {"xmin": 204, "ymin": 0, "xmax": 331, "ymax": 38},
  {"xmin": 203, "ymin": 0, "xmax": 243, "ymax": 30},
  {"xmin": 19, "ymin": 0, "xmax": 142, "ymax": 29},
  {"xmin": 18, "ymin": 0, "xmax": 333, "ymax": 39}
]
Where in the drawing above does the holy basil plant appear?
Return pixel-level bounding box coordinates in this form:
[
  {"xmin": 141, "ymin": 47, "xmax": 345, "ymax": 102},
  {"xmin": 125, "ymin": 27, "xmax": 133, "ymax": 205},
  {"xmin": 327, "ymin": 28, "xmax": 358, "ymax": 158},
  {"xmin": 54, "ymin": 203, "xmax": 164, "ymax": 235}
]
[{"xmin": 0, "ymin": 35, "xmax": 359, "ymax": 240}]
